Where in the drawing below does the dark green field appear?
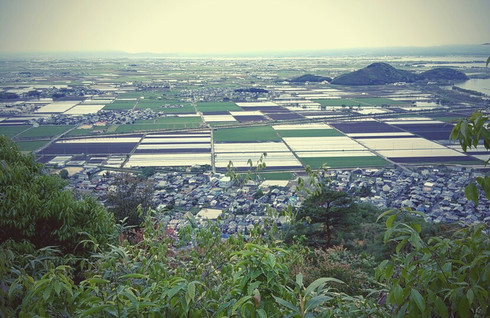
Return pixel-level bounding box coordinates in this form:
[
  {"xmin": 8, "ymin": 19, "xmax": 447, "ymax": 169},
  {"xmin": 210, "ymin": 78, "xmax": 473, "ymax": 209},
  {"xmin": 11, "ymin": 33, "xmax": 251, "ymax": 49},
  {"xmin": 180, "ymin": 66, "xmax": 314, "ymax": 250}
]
[
  {"xmin": 116, "ymin": 117, "xmax": 203, "ymax": 132},
  {"xmin": 17, "ymin": 125, "xmax": 73, "ymax": 139},
  {"xmin": 103, "ymin": 100, "xmax": 137, "ymax": 110},
  {"xmin": 214, "ymin": 126, "xmax": 281, "ymax": 142},
  {"xmin": 314, "ymin": 98, "xmax": 404, "ymax": 107},
  {"xmin": 277, "ymin": 129, "xmax": 344, "ymax": 138},
  {"xmin": 16, "ymin": 140, "xmax": 50, "ymax": 152},
  {"xmin": 197, "ymin": 102, "xmax": 241, "ymax": 113},
  {"xmin": 0, "ymin": 125, "xmax": 32, "ymax": 138},
  {"xmin": 300, "ymin": 156, "xmax": 389, "ymax": 169}
]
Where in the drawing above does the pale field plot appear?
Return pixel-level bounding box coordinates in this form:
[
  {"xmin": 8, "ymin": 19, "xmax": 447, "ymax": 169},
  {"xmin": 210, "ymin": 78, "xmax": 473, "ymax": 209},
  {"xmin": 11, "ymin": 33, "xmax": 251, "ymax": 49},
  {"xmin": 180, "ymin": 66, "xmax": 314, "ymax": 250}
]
[
  {"xmin": 58, "ymin": 137, "xmax": 141, "ymax": 144},
  {"xmin": 273, "ymin": 123, "xmax": 333, "ymax": 130},
  {"xmin": 215, "ymin": 152, "xmax": 302, "ymax": 168},
  {"xmin": 229, "ymin": 111, "xmax": 264, "ymax": 116},
  {"xmin": 295, "ymin": 150, "xmax": 376, "ymax": 158},
  {"xmin": 235, "ymin": 102, "xmax": 278, "ymax": 107},
  {"xmin": 215, "ymin": 142, "xmax": 289, "ymax": 153},
  {"xmin": 137, "ymin": 143, "xmax": 210, "ymax": 150},
  {"xmin": 203, "ymin": 114, "xmax": 237, "ymax": 122},
  {"xmin": 125, "ymin": 153, "xmax": 211, "ymax": 167},
  {"xmin": 357, "ymin": 137, "xmax": 447, "ymax": 151},
  {"xmin": 36, "ymin": 101, "xmax": 79, "ymax": 113},
  {"xmin": 141, "ymin": 137, "xmax": 211, "ymax": 143},
  {"xmin": 64, "ymin": 104, "xmax": 105, "ymax": 115},
  {"xmin": 347, "ymin": 132, "xmax": 414, "ymax": 137},
  {"xmin": 283, "ymin": 136, "xmax": 367, "ymax": 152},
  {"xmin": 378, "ymin": 149, "xmax": 466, "ymax": 158}
]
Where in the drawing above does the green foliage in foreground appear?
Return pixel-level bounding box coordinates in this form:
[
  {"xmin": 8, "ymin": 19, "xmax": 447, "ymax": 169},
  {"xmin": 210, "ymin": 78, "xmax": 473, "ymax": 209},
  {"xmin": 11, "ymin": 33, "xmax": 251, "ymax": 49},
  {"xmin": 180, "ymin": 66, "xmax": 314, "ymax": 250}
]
[
  {"xmin": 0, "ymin": 135, "xmax": 489, "ymax": 317},
  {"xmin": 0, "ymin": 136, "xmax": 116, "ymax": 254}
]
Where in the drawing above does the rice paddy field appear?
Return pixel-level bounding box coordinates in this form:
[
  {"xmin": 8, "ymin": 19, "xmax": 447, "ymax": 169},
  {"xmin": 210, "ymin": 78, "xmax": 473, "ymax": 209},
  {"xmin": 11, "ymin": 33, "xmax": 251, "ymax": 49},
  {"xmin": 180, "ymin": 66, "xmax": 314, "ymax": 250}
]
[
  {"xmin": 214, "ymin": 126, "xmax": 282, "ymax": 142},
  {"xmin": 0, "ymin": 125, "xmax": 32, "ymax": 137},
  {"xmin": 300, "ymin": 156, "xmax": 389, "ymax": 169},
  {"xmin": 16, "ymin": 140, "xmax": 50, "ymax": 152},
  {"xmin": 197, "ymin": 102, "xmax": 242, "ymax": 113},
  {"xmin": 102, "ymin": 100, "xmax": 137, "ymax": 110},
  {"xmin": 17, "ymin": 125, "xmax": 74, "ymax": 139}
]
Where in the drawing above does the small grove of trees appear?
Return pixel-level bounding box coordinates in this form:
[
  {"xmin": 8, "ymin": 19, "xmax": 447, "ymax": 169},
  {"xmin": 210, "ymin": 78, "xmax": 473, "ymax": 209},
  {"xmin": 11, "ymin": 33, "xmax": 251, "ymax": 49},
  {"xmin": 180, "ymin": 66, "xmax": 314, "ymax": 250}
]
[
  {"xmin": 105, "ymin": 172, "xmax": 155, "ymax": 227},
  {"xmin": 0, "ymin": 136, "xmax": 115, "ymax": 255}
]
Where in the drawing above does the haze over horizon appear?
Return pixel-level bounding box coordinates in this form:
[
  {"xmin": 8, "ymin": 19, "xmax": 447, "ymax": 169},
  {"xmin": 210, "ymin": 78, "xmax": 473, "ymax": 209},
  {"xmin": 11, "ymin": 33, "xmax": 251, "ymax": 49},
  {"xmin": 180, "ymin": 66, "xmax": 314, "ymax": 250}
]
[{"xmin": 0, "ymin": 0, "xmax": 489, "ymax": 55}]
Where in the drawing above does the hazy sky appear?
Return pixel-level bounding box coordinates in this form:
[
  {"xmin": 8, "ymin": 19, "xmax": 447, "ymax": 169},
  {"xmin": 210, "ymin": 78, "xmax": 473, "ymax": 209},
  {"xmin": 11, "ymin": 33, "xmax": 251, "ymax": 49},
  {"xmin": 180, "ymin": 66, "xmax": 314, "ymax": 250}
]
[{"xmin": 0, "ymin": 0, "xmax": 489, "ymax": 54}]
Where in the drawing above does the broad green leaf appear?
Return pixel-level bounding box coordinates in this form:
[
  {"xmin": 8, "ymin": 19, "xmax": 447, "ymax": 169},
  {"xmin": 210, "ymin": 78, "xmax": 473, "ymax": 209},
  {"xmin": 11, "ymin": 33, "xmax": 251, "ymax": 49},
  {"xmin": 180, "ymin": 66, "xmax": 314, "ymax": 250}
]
[
  {"xmin": 465, "ymin": 183, "xmax": 479, "ymax": 205},
  {"xmin": 296, "ymin": 273, "xmax": 303, "ymax": 287},
  {"xmin": 393, "ymin": 284, "xmax": 403, "ymax": 305},
  {"xmin": 410, "ymin": 289, "xmax": 425, "ymax": 312},
  {"xmin": 304, "ymin": 277, "xmax": 343, "ymax": 297},
  {"xmin": 376, "ymin": 209, "xmax": 393, "ymax": 222},
  {"xmin": 458, "ymin": 296, "xmax": 470, "ymax": 318},
  {"xmin": 305, "ymin": 295, "xmax": 330, "ymax": 312},
  {"xmin": 435, "ymin": 297, "xmax": 448, "ymax": 318},
  {"xmin": 231, "ymin": 296, "xmax": 252, "ymax": 314},
  {"xmin": 80, "ymin": 304, "xmax": 112, "ymax": 317},
  {"xmin": 120, "ymin": 273, "xmax": 148, "ymax": 280},
  {"xmin": 273, "ymin": 295, "xmax": 298, "ymax": 312},
  {"xmin": 386, "ymin": 214, "xmax": 396, "ymax": 228}
]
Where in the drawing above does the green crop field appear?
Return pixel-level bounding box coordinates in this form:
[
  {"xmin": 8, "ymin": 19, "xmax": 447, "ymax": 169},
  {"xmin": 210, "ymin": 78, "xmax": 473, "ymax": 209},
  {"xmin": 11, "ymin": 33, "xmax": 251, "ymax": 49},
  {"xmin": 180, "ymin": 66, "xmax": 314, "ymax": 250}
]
[
  {"xmin": 197, "ymin": 102, "xmax": 241, "ymax": 113},
  {"xmin": 160, "ymin": 104, "xmax": 196, "ymax": 114},
  {"xmin": 0, "ymin": 125, "xmax": 32, "ymax": 138},
  {"xmin": 351, "ymin": 97, "xmax": 405, "ymax": 106},
  {"xmin": 17, "ymin": 125, "xmax": 73, "ymax": 139},
  {"xmin": 155, "ymin": 117, "xmax": 202, "ymax": 125},
  {"xmin": 116, "ymin": 117, "xmax": 202, "ymax": 133},
  {"xmin": 277, "ymin": 129, "xmax": 344, "ymax": 138},
  {"xmin": 103, "ymin": 100, "xmax": 137, "ymax": 110},
  {"xmin": 214, "ymin": 126, "xmax": 281, "ymax": 142},
  {"xmin": 136, "ymin": 99, "xmax": 165, "ymax": 110},
  {"xmin": 314, "ymin": 99, "xmax": 362, "ymax": 107},
  {"xmin": 16, "ymin": 140, "xmax": 50, "ymax": 152},
  {"xmin": 300, "ymin": 156, "xmax": 389, "ymax": 169},
  {"xmin": 314, "ymin": 98, "xmax": 404, "ymax": 107}
]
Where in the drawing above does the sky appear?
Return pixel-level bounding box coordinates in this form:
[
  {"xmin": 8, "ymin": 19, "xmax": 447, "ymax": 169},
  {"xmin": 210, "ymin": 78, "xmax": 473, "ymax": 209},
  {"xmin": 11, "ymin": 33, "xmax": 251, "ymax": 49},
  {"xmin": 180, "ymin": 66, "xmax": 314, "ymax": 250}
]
[{"xmin": 0, "ymin": 0, "xmax": 489, "ymax": 54}]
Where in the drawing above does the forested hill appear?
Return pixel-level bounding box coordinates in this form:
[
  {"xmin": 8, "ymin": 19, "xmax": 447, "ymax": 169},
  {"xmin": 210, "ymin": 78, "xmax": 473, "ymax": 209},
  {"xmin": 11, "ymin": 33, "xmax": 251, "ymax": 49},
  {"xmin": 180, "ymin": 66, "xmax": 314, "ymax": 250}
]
[{"xmin": 331, "ymin": 62, "xmax": 468, "ymax": 85}]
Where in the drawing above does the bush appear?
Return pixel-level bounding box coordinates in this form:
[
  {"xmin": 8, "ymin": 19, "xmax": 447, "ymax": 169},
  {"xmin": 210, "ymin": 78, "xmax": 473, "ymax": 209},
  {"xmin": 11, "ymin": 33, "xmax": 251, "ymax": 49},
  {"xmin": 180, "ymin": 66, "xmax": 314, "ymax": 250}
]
[{"xmin": 0, "ymin": 136, "xmax": 116, "ymax": 255}]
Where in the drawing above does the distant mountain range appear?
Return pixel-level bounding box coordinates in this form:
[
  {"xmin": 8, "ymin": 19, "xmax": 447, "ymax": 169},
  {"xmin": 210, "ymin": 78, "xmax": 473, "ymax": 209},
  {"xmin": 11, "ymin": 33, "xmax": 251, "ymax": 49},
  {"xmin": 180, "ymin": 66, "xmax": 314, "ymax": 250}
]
[
  {"xmin": 289, "ymin": 74, "xmax": 332, "ymax": 83},
  {"xmin": 331, "ymin": 63, "xmax": 469, "ymax": 85},
  {"xmin": 0, "ymin": 44, "xmax": 488, "ymax": 59}
]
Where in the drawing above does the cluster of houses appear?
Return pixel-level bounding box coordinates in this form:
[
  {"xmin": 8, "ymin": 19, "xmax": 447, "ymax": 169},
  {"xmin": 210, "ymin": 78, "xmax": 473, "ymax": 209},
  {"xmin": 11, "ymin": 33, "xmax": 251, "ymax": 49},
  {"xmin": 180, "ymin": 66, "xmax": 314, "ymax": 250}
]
[
  {"xmin": 64, "ymin": 163, "xmax": 489, "ymax": 237},
  {"xmin": 327, "ymin": 166, "xmax": 489, "ymax": 225}
]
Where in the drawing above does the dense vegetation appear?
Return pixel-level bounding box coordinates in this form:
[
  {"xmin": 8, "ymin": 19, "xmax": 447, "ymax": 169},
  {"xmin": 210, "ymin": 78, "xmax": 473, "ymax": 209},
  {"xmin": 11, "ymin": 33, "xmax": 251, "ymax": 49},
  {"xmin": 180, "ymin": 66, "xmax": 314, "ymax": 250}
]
[
  {"xmin": 0, "ymin": 134, "xmax": 489, "ymax": 317},
  {"xmin": 331, "ymin": 63, "xmax": 467, "ymax": 85}
]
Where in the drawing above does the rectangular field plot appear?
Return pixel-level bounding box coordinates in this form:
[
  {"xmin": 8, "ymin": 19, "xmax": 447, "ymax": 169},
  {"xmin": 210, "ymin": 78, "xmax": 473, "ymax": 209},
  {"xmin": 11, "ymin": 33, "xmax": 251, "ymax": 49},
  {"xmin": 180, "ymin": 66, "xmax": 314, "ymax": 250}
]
[
  {"xmin": 125, "ymin": 153, "xmax": 211, "ymax": 167},
  {"xmin": 117, "ymin": 117, "xmax": 202, "ymax": 132},
  {"xmin": 391, "ymin": 123, "xmax": 454, "ymax": 140},
  {"xmin": 235, "ymin": 102, "xmax": 278, "ymax": 108},
  {"xmin": 64, "ymin": 104, "xmax": 105, "ymax": 115},
  {"xmin": 136, "ymin": 99, "xmax": 165, "ymax": 110},
  {"xmin": 283, "ymin": 136, "xmax": 367, "ymax": 152},
  {"xmin": 215, "ymin": 142, "xmax": 289, "ymax": 153},
  {"xmin": 203, "ymin": 114, "xmax": 237, "ymax": 122},
  {"xmin": 39, "ymin": 137, "xmax": 141, "ymax": 155},
  {"xmin": 16, "ymin": 140, "xmax": 50, "ymax": 152},
  {"xmin": 347, "ymin": 132, "xmax": 414, "ymax": 138},
  {"xmin": 233, "ymin": 115, "xmax": 269, "ymax": 123},
  {"xmin": 0, "ymin": 125, "xmax": 31, "ymax": 137},
  {"xmin": 357, "ymin": 137, "xmax": 448, "ymax": 151},
  {"xmin": 215, "ymin": 152, "xmax": 302, "ymax": 170},
  {"xmin": 160, "ymin": 103, "xmax": 196, "ymax": 114},
  {"xmin": 300, "ymin": 156, "xmax": 389, "ymax": 169},
  {"xmin": 377, "ymin": 148, "xmax": 468, "ymax": 158},
  {"xmin": 103, "ymin": 100, "xmax": 136, "ymax": 110},
  {"xmin": 35, "ymin": 101, "xmax": 79, "ymax": 113},
  {"xmin": 197, "ymin": 102, "xmax": 241, "ymax": 113},
  {"xmin": 277, "ymin": 129, "xmax": 344, "ymax": 138},
  {"xmin": 273, "ymin": 123, "xmax": 333, "ymax": 130},
  {"xmin": 331, "ymin": 121, "xmax": 402, "ymax": 134},
  {"xmin": 266, "ymin": 112, "xmax": 304, "ymax": 121},
  {"xmin": 17, "ymin": 125, "xmax": 74, "ymax": 139},
  {"xmin": 259, "ymin": 172, "xmax": 294, "ymax": 180},
  {"xmin": 214, "ymin": 126, "xmax": 281, "ymax": 142}
]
